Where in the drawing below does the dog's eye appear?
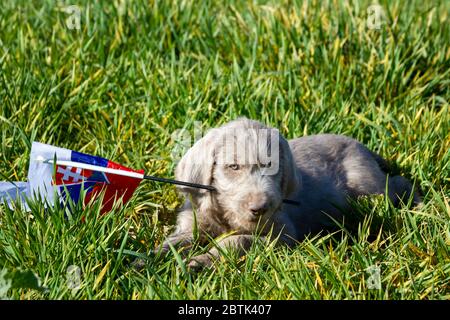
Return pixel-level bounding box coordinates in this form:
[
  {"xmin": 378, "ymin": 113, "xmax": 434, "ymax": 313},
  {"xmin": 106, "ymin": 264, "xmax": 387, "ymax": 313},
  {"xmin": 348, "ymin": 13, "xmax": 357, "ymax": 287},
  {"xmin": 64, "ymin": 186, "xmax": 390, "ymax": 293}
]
[{"xmin": 227, "ymin": 164, "xmax": 240, "ymax": 170}]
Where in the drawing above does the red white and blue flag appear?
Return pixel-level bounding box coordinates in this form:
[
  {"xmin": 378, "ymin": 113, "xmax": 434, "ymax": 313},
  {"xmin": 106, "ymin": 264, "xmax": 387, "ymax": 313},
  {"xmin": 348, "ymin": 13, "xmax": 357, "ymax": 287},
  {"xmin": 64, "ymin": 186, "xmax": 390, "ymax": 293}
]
[
  {"xmin": 1, "ymin": 142, "xmax": 214, "ymax": 213},
  {"xmin": 1, "ymin": 142, "xmax": 144, "ymax": 213},
  {"xmin": 52, "ymin": 150, "xmax": 144, "ymax": 213}
]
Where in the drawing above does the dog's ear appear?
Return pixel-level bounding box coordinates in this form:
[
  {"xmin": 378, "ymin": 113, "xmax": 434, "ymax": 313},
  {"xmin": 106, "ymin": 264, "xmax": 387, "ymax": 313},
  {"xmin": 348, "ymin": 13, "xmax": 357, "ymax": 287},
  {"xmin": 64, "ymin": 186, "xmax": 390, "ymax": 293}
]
[
  {"xmin": 175, "ymin": 128, "xmax": 218, "ymax": 201},
  {"xmin": 280, "ymin": 137, "xmax": 300, "ymax": 197}
]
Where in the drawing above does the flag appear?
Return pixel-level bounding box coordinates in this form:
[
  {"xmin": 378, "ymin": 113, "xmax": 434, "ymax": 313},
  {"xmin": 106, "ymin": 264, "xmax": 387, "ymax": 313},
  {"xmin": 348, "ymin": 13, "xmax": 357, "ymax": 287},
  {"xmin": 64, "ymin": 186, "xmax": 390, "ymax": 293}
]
[
  {"xmin": 1, "ymin": 142, "xmax": 144, "ymax": 214},
  {"xmin": 0, "ymin": 181, "xmax": 30, "ymax": 211}
]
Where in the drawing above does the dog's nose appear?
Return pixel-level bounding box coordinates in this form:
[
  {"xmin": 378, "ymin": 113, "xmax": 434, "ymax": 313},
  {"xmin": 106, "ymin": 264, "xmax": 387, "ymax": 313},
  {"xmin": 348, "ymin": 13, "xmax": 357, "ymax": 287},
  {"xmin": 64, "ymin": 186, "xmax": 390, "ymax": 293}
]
[{"xmin": 248, "ymin": 201, "xmax": 269, "ymax": 216}]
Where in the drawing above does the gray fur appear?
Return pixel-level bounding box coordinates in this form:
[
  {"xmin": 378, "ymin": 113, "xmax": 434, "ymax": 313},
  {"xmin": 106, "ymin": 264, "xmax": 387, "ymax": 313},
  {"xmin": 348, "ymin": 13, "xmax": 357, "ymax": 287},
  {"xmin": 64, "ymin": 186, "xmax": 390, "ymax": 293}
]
[{"xmin": 157, "ymin": 118, "xmax": 421, "ymax": 270}]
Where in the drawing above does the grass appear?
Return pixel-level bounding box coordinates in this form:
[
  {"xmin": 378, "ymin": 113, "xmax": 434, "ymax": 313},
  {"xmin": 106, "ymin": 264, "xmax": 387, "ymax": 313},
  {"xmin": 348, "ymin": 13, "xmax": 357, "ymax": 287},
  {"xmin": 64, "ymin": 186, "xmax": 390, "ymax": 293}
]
[{"xmin": 0, "ymin": 0, "xmax": 449, "ymax": 299}]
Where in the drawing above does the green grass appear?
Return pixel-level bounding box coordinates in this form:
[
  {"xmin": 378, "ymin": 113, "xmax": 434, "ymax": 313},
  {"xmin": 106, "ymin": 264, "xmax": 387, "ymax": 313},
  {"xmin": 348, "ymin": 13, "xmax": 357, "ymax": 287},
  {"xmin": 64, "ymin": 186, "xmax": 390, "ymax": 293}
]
[{"xmin": 0, "ymin": 0, "xmax": 449, "ymax": 299}]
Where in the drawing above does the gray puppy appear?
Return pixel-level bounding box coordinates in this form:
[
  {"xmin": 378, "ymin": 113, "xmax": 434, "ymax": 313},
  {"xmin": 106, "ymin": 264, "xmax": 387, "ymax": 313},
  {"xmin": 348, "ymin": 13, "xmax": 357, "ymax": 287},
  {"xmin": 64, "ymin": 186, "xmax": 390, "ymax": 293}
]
[{"xmin": 158, "ymin": 118, "xmax": 421, "ymax": 269}]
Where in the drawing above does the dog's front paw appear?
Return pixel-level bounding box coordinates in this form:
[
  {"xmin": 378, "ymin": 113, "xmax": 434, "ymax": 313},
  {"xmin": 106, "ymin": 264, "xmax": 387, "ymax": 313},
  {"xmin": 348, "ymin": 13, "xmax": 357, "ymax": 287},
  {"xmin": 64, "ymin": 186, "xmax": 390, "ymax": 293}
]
[
  {"xmin": 153, "ymin": 243, "xmax": 171, "ymax": 255},
  {"xmin": 131, "ymin": 258, "xmax": 147, "ymax": 271},
  {"xmin": 187, "ymin": 254, "xmax": 214, "ymax": 271}
]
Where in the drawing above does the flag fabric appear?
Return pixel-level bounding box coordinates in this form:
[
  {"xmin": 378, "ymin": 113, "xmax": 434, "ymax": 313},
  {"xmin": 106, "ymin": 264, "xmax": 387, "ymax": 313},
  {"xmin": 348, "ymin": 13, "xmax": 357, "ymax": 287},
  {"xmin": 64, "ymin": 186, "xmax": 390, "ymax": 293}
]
[
  {"xmin": 1, "ymin": 142, "xmax": 144, "ymax": 213},
  {"xmin": 0, "ymin": 181, "xmax": 30, "ymax": 211}
]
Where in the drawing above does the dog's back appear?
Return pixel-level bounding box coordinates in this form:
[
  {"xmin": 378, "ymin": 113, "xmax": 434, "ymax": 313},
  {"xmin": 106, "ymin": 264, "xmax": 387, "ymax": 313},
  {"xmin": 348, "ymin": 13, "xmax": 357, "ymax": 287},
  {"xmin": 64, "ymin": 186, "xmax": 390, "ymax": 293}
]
[{"xmin": 285, "ymin": 134, "xmax": 421, "ymax": 238}]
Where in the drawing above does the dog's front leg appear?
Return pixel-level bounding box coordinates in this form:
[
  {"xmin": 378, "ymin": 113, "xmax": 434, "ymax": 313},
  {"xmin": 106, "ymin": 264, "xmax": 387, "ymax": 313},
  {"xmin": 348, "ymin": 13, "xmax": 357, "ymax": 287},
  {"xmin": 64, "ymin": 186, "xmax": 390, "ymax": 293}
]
[
  {"xmin": 155, "ymin": 207, "xmax": 198, "ymax": 256},
  {"xmin": 132, "ymin": 232, "xmax": 195, "ymax": 270},
  {"xmin": 187, "ymin": 234, "xmax": 257, "ymax": 270},
  {"xmin": 156, "ymin": 231, "xmax": 194, "ymax": 255},
  {"xmin": 133, "ymin": 210, "xmax": 196, "ymax": 270}
]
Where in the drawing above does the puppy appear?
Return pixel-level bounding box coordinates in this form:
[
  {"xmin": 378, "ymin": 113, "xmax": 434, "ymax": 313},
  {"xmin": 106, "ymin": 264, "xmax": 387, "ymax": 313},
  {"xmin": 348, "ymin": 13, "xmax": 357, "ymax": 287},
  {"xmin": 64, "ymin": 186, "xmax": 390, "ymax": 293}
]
[{"xmin": 158, "ymin": 118, "xmax": 421, "ymax": 269}]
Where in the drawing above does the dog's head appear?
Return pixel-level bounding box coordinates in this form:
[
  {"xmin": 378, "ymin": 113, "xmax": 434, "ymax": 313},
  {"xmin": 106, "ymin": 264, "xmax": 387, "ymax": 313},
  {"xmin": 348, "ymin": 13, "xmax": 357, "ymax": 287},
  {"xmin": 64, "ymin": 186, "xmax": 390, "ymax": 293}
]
[{"xmin": 175, "ymin": 118, "xmax": 299, "ymax": 232}]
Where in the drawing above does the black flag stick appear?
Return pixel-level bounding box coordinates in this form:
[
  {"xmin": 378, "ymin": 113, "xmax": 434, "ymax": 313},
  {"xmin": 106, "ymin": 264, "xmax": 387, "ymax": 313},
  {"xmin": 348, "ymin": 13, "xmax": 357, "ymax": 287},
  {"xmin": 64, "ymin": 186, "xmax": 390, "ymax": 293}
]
[
  {"xmin": 143, "ymin": 174, "xmax": 300, "ymax": 206},
  {"xmin": 143, "ymin": 175, "xmax": 215, "ymax": 191}
]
